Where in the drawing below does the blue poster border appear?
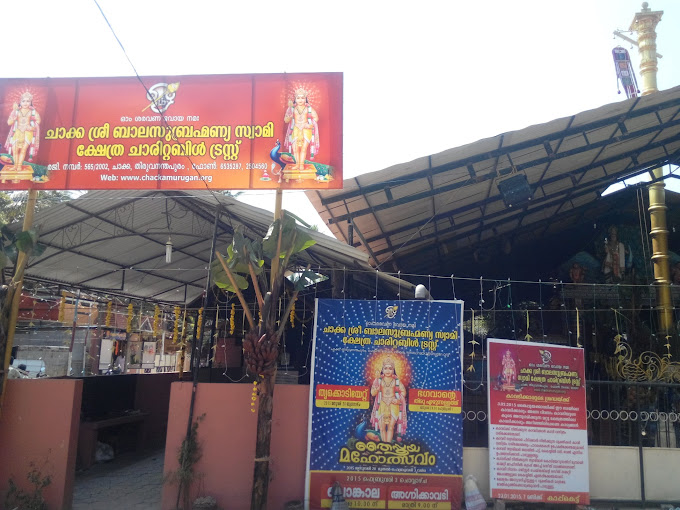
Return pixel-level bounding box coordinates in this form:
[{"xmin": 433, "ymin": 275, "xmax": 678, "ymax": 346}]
[{"xmin": 305, "ymin": 298, "xmax": 464, "ymax": 509}]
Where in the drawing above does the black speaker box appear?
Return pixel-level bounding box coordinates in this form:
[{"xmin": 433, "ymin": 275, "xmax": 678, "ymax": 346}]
[{"xmin": 497, "ymin": 174, "xmax": 532, "ymax": 207}]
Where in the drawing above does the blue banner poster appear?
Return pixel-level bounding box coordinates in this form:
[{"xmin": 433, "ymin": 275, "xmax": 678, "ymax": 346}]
[{"xmin": 305, "ymin": 299, "xmax": 464, "ymax": 510}]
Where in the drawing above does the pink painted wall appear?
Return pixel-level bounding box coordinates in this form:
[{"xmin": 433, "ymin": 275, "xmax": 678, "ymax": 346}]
[
  {"xmin": 134, "ymin": 372, "xmax": 181, "ymax": 450},
  {"xmin": 162, "ymin": 382, "xmax": 310, "ymax": 510},
  {"xmin": 0, "ymin": 378, "xmax": 82, "ymax": 510}
]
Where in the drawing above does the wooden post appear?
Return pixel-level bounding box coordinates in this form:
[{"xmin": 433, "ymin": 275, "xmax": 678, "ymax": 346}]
[{"xmin": 269, "ymin": 188, "xmax": 284, "ymax": 290}]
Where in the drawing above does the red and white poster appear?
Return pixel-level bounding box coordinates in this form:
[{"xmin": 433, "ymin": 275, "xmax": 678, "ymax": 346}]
[{"xmin": 487, "ymin": 339, "xmax": 589, "ymax": 505}]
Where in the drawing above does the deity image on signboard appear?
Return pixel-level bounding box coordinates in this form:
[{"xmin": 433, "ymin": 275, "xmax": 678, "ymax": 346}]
[
  {"xmin": 352, "ymin": 351, "xmax": 411, "ymax": 444},
  {"xmin": 1, "ymin": 89, "xmax": 49, "ymax": 184},
  {"xmin": 264, "ymin": 84, "xmax": 334, "ymax": 184},
  {"xmin": 1, "ymin": 73, "xmax": 342, "ymax": 191},
  {"xmin": 370, "ymin": 356, "xmax": 408, "ymax": 443},
  {"xmin": 308, "ymin": 300, "xmax": 464, "ymax": 510},
  {"xmin": 494, "ymin": 348, "xmax": 519, "ymax": 391},
  {"xmin": 284, "ymin": 87, "xmax": 319, "ymax": 172}
]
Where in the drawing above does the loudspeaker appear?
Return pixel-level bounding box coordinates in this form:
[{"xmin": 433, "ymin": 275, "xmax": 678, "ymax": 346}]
[{"xmin": 497, "ymin": 174, "xmax": 532, "ymax": 207}]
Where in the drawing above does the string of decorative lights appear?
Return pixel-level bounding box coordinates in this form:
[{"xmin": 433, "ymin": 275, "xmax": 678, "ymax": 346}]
[{"xmin": 14, "ymin": 266, "xmax": 679, "ymax": 387}]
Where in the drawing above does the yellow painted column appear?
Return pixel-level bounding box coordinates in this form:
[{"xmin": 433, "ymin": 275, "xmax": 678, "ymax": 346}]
[
  {"xmin": 630, "ymin": 2, "xmax": 663, "ymax": 96},
  {"xmin": 631, "ymin": 4, "xmax": 672, "ymax": 332}
]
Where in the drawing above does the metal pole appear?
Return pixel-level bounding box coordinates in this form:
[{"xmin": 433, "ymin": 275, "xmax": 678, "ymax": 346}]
[
  {"xmin": 67, "ymin": 289, "xmax": 81, "ymax": 376},
  {"xmin": 183, "ymin": 204, "xmax": 222, "ymax": 476},
  {"xmin": 82, "ymin": 303, "xmax": 93, "ymax": 376},
  {"xmin": 636, "ymin": 387, "xmax": 646, "ymax": 503},
  {"xmin": 160, "ymin": 315, "xmax": 166, "ymax": 371},
  {"xmin": 348, "ymin": 218, "xmax": 354, "ymax": 246},
  {"xmin": 193, "ymin": 205, "xmax": 221, "ymax": 381},
  {"xmin": 207, "ymin": 306, "xmax": 218, "ymax": 383}
]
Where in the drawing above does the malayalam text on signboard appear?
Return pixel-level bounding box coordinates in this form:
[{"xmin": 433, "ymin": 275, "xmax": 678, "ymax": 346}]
[
  {"xmin": 487, "ymin": 338, "xmax": 589, "ymax": 505},
  {"xmin": 0, "ymin": 73, "xmax": 342, "ymax": 190},
  {"xmin": 306, "ymin": 299, "xmax": 464, "ymax": 510}
]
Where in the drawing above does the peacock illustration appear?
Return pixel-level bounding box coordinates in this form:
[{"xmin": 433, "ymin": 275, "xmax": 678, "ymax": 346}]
[
  {"xmin": 262, "ymin": 138, "xmax": 333, "ymax": 183},
  {"xmin": 262, "ymin": 139, "xmax": 293, "ymax": 182}
]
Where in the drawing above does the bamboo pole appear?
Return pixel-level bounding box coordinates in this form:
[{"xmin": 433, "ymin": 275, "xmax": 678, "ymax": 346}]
[{"xmin": 274, "ymin": 188, "xmax": 283, "ymax": 221}]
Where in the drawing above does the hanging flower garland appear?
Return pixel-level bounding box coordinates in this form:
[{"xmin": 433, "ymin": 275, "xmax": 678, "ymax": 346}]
[
  {"xmin": 289, "ymin": 297, "xmax": 297, "ymax": 328},
  {"xmin": 251, "ymin": 379, "xmax": 258, "ymax": 412},
  {"xmin": 196, "ymin": 307, "xmax": 204, "ymax": 340},
  {"xmin": 177, "ymin": 312, "xmax": 188, "ymax": 377},
  {"xmin": 293, "ymin": 310, "xmax": 314, "ymax": 324},
  {"xmin": 524, "ymin": 309, "xmax": 533, "ymax": 341},
  {"xmin": 229, "ymin": 303, "xmax": 236, "ymax": 335},
  {"xmin": 105, "ymin": 301, "xmax": 112, "ymax": 327},
  {"xmin": 58, "ymin": 291, "xmax": 66, "ymax": 322},
  {"xmin": 152, "ymin": 305, "xmax": 161, "ymax": 337},
  {"xmin": 250, "ymin": 375, "xmax": 264, "ymax": 412},
  {"xmin": 178, "ymin": 309, "xmax": 188, "ymax": 348},
  {"xmin": 209, "ymin": 304, "xmax": 219, "ymax": 364},
  {"xmin": 173, "ymin": 305, "xmax": 181, "ymax": 344},
  {"xmin": 126, "ymin": 303, "xmax": 134, "ymax": 333}
]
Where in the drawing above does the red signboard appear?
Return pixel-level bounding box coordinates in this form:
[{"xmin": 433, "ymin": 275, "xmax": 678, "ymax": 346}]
[
  {"xmin": 0, "ymin": 73, "xmax": 342, "ymax": 190},
  {"xmin": 487, "ymin": 339, "xmax": 589, "ymax": 505}
]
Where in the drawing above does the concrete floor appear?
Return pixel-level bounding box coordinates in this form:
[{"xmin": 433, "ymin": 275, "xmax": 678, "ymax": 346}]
[{"xmin": 72, "ymin": 449, "xmax": 164, "ymax": 510}]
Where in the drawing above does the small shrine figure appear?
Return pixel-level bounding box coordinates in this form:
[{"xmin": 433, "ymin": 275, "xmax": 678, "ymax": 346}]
[
  {"xmin": 569, "ymin": 263, "xmax": 586, "ymax": 284},
  {"xmin": 569, "ymin": 262, "xmax": 587, "ymax": 307},
  {"xmin": 602, "ymin": 226, "xmax": 628, "ymax": 281}
]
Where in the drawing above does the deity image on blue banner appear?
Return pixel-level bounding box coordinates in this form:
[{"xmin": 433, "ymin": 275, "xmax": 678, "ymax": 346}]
[{"xmin": 306, "ymin": 299, "xmax": 465, "ymax": 509}]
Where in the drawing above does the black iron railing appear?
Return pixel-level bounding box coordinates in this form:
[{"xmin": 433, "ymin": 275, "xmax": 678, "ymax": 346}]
[{"xmin": 462, "ymin": 380, "xmax": 680, "ymax": 448}]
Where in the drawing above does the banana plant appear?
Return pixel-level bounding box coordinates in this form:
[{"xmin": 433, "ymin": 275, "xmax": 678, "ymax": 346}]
[
  {"xmin": 211, "ymin": 210, "xmax": 324, "ymax": 510},
  {"xmin": 0, "ymin": 224, "xmax": 46, "ymax": 414}
]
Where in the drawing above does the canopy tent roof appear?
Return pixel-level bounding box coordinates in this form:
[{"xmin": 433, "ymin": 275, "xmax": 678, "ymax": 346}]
[
  {"xmin": 16, "ymin": 190, "xmax": 413, "ymax": 304},
  {"xmin": 306, "ymin": 86, "xmax": 680, "ymax": 275}
]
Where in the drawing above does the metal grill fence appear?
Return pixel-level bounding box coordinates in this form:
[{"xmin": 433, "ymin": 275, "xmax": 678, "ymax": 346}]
[{"xmin": 462, "ymin": 380, "xmax": 680, "ymax": 448}]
